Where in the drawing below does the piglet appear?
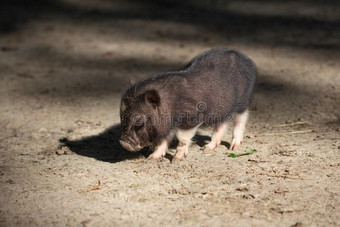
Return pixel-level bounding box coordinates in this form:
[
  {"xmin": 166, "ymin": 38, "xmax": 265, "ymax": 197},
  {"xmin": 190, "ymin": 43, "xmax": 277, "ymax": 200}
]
[{"xmin": 119, "ymin": 48, "xmax": 257, "ymax": 161}]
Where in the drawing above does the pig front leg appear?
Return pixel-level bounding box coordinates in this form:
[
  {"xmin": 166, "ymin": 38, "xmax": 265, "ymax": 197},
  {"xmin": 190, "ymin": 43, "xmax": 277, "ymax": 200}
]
[
  {"xmin": 147, "ymin": 141, "xmax": 168, "ymax": 161},
  {"xmin": 203, "ymin": 122, "xmax": 228, "ymax": 152},
  {"xmin": 173, "ymin": 125, "xmax": 200, "ymax": 162},
  {"xmin": 230, "ymin": 110, "xmax": 249, "ymax": 150}
]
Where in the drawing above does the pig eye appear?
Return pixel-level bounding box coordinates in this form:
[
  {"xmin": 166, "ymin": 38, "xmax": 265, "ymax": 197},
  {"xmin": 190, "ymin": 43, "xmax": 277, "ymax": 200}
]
[
  {"xmin": 131, "ymin": 114, "xmax": 142, "ymax": 123},
  {"xmin": 133, "ymin": 115, "xmax": 144, "ymax": 128},
  {"xmin": 134, "ymin": 121, "xmax": 144, "ymax": 131},
  {"xmin": 146, "ymin": 116, "xmax": 154, "ymax": 124}
]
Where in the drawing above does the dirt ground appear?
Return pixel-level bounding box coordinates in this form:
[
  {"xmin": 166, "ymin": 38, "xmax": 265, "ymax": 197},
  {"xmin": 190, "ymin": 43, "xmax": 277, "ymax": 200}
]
[{"xmin": 0, "ymin": 0, "xmax": 339, "ymax": 226}]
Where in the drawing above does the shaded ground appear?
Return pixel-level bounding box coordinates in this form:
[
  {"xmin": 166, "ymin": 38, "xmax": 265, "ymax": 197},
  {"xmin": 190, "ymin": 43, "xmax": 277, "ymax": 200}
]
[{"xmin": 0, "ymin": 0, "xmax": 339, "ymax": 226}]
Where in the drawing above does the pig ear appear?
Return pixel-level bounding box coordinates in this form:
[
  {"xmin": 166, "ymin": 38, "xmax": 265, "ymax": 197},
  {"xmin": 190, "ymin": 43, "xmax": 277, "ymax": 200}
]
[
  {"xmin": 130, "ymin": 77, "xmax": 136, "ymax": 85},
  {"xmin": 144, "ymin": 90, "xmax": 160, "ymax": 107},
  {"xmin": 120, "ymin": 101, "xmax": 126, "ymax": 113}
]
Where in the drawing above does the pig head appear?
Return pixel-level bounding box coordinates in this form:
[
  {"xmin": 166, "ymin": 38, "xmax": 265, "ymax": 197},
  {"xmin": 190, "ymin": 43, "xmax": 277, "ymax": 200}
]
[{"xmin": 119, "ymin": 89, "xmax": 161, "ymax": 152}]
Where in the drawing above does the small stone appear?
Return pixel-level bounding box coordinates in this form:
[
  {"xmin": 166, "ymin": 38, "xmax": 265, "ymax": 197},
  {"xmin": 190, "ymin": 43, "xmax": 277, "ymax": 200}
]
[
  {"xmin": 236, "ymin": 185, "xmax": 249, "ymax": 192},
  {"xmin": 56, "ymin": 146, "xmax": 71, "ymax": 155},
  {"xmin": 232, "ymin": 177, "xmax": 252, "ymax": 183}
]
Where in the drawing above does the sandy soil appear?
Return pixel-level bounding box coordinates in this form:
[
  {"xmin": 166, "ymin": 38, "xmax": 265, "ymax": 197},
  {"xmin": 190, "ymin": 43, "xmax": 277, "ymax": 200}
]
[{"xmin": 0, "ymin": 0, "xmax": 339, "ymax": 226}]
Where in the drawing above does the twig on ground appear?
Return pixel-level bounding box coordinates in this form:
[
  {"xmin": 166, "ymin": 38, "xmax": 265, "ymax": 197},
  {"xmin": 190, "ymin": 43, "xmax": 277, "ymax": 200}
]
[
  {"xmin": 251, "ymin": 129, "xmax": 313, "ymax": 137},
  {"xmin": 267, "ymin": 174, "xmax": 307, "ymax": 180},
  {"xmin": 87, "ymin": 180, "xmax": 101, "ymax": 192},
  {"xmin": 275, "ymin": 122, "xmax": 309, "ymax": 127}
]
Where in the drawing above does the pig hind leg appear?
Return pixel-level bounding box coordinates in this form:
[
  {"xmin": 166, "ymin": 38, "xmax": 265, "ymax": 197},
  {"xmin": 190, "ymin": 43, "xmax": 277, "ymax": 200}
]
[
  {"xmin": 203, "ymin": 122, "xmax": 228, "ymax": 152},
  {"xmin": 230, "ymin": 110, "xmax": 249, "ymax": 150},
  {"xmin": 173, "ymin": 125, "xmax": 200, "ymax": 162}
]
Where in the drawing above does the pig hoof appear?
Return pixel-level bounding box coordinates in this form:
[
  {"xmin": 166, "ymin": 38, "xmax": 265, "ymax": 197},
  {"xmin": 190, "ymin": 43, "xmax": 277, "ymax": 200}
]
[
  {"xmin": 203, "ymin": 144, "xmax": 216, "ymax": 152},
  {"xmin": 172, "ymin": 152, "xmax": 187, "ymax": 163},
  {"xmin": 172, "ymin": 156, "xmax": 183, "ymax": 163},
  {"xmin": 230, "ymin": 139, "xmax": 242, "ymax": 150},
  {"xmin": 146, "ymin": 155, "xmax": 160, "ymax": 162},
  {"xmin": 203, "ymin": 146, "xmax": 213, "ymax": 152}
]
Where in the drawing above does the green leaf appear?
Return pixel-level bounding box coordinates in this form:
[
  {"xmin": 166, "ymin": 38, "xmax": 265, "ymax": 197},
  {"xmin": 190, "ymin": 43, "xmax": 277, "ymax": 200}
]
[
  {"xmin": 6, "ymin": 179, "xmax": 14, "ymax": 184},
  {"xmin": 229, "ymin": 148, "xmax": 256, "ymax": 158},
  {"xmin": 229, "ymin": 153, "xmax": 237, "ymax": 158},
  {"xmin": 130, "ymin": 184, "xmax": 139, "ymax": 188},
  {"xmin": 285, "ymin": 120, "xmax": 292, "ymax": 124},
  {"xmin": 245, "ymin": 148, "xmax": 255, "ymax": 154}
]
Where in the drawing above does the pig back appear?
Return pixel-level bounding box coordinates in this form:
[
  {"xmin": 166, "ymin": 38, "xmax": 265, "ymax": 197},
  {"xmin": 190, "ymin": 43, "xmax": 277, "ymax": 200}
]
[{"xmin": 168, "ymin": 49, "xmax": 256, "ymax": 126}]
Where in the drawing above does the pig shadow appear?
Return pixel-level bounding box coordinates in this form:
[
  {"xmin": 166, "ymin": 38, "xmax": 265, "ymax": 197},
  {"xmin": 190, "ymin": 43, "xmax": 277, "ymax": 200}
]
[
  {"xmin": 193, "ymin": 134, "xmax": 230, "ymax": 149},
  {"xmin": 59, "ymin": 124, "xmax": 224, "ymax": 163},
  {"xmin": 59, "ymin": 124, "xmax": 152, "ymax": 163}
]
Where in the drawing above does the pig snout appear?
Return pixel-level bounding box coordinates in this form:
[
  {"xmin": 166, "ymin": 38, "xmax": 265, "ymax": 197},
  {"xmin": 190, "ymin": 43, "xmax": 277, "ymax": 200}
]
[{"xmin": 119, "ymin": 137, "xmax": 142, "ymax": 152}]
